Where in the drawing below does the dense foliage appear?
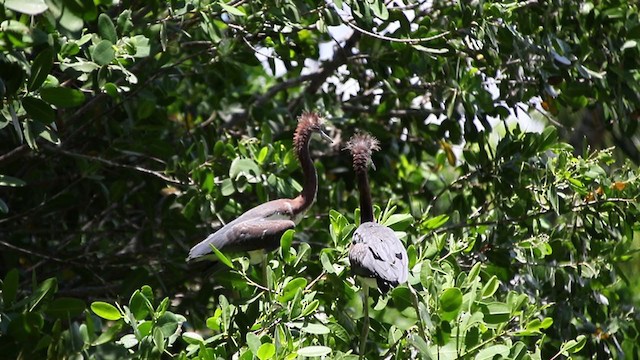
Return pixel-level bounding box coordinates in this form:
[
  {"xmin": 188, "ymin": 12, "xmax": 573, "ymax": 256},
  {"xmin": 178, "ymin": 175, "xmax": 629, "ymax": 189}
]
[{"xmin": 1, "ymin": 0, "xmax": 639, "ymax": 359}]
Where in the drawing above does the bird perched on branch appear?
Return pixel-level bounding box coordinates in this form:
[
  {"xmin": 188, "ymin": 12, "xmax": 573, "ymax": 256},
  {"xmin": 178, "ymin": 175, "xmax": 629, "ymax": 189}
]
[
  {"xmin": 346, "ymin": 132, "xmax": 409, "ymax": 293},
  {"xmin": 187, "ymin": 112, "xmax": 332, "ymax": 263},
  {"xmin": 346, "ymin": 132, "xmax": 409, "ymax": 359}
]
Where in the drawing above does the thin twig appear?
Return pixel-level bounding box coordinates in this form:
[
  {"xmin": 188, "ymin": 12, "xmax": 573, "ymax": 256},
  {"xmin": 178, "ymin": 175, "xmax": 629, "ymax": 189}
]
[
  {"xmin": 0, "ymin": 177, "xmax": 84, "ymax": 225},
  {"xmin": 305, "ymin": 270, "xmax": 327, "ymax": 291},
  {"xmin": 44, "ymin": 146, "xmax": 190, "ymax": 185},
  {"xmin": 0, "ymin": 239, "xmax": 66, "ymax": 263},
  {"xmin": 244, "ymin": 276, "xmax": 274, "ymax": 293},
  {"xmin": 345, "ymin": 20, "xmax": 450, "ymax": 44}
]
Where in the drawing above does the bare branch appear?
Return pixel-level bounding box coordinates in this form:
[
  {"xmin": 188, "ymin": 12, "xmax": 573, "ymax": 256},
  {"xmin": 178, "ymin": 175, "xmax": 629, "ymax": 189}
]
[{"xmin": 44, "ymin": 146, "xmax": 191, "ymax": 186}]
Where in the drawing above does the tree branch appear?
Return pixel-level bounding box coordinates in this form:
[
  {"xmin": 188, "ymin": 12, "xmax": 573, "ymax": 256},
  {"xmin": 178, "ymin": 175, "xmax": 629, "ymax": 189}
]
[
  {"xmin": 43, "ymin": 146, "xmax": 191, "ymax": 186},
  {"xmin": 342, "ymin": 104, "xmax": 442, "ymax": 118},
  {"xmin": 222, "ymin": 31, "xmax": 361, "ymax": 129}
]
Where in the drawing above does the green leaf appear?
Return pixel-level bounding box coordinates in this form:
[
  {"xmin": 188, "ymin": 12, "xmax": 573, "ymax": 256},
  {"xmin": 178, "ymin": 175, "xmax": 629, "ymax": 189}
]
[
  {"xmin": 474, "ymin": 344, "xmax": 510, "ymax": 360},
  {"xmin": 92, "ymin": 40, "xmax": 116, "ymax": 65},
  {"xmin": 41, "ymin": 87, "xmax": 86, "ymax": 108},
  {"xmin": 246, "ymin": 332, "xmax": 261, "ymax": 355},
  {"xmin": 369, "ymin": 0, "xmax": 389, "ymax": 20},
  {"xmin": 320, "ymin": 252, "xmax": 335, "ymax": 274},
  {"xmin": 141, "ymin": 285, "xmax": 154, "ymax": 302},
  {"xmin": 481, "ymin": 275, "xmax": 499, "ymax": 298},
  {"xmin": 120, "ymin": 333, "xmax": 138, "ymax": 348},
  {"xmin": 129, "ymin": 290, "xmax": 150, "ymax": 320},
  {"xmin": 481, "ymin": 302, "xmax": 510, "ymax": 324},
  {"xmin": 2, "ymin": 268, "xmax": 19, "ymax": 305},
  {"xmin": 539, "ymin": 126, "xmax": 558, "ymax": 151},
  {"xmin": 439, "ymin": 287, "xmax": 463, "ymax": 313},
  {"xmin": 327, "ymin": 322, "xmax": 349, "ymax": 344},
  {"xmin": 0, "ymin": 175, "xmax": 26, "ymax": 187},
  {"xmin": 206, "ymin": 310, "xmax": 221, "ymax": 331},
  {"xmin": 157, "ymin": 311, "xmax": 180, "ymax": 337},
  {"xmin": 391, "ymin": 286, "xmax": 413, "ymax": 311},
  {"xmin": 59, "ymin": 7, "xmax": 84, "ymax": 31},
  {"xmin": 257, "ymin": 146, "xmax": 269, "ymax": 164},
  {"xmin": 0, "ymin": 198, "xmax": 8, "ymax": 213},
  {"xmin": 8, "ymin": 312, "xmax": 44, "ymax": 341},
  {"xmin": 423, "ymin": 214, "xmax": 449, "ymax": 230},
  {"xmin": 28, "ymin": 48, "xmax": 54, "ymax": 91},
  {"xmin": 29, "ymin": 278, "xmax": 57, "ymax": 311},
  {"xmin": 420, "ymin": 259, "xmax": 432, "ymax": 287},
  {"xmin": 46, "ymin": 297, "xmax": 86, "ymax": 318},
  {"xmin": 155, "ymin": 297, "xmax": 169, "ymax": 317},
  {"xmin": 153, "ymin": 327, "xmax": 165, "ymax": 353},
  {"xmin": 98, "ymin": 13, "xmax": 117, "ymax": 43},
  {"xmin": 92, "ymin": 321, "xmax": 123, "ymax": 345},
  {"xmin": 279, "ymin": 229, "xmax": 294, "ymax": 260},
  {"xmin": 257, "ymin": 343, "xmax": 276, "ymax": 360},
  {"xmin": 525, "ymin": 317, "xmax": 553, "ymax": 333},
  {"xmin": 219, "ymin": 1, "xmax": 246, "ymax": 16},
  {"xmin": 208, "ymin": 244, "xmax": 235, "ymax": 269},
  {"xmin": 221, "ymin": 178, "xmax": 235, "ymax": 196},
  {"xmin": 409, "ymin": 333, "xmax": 430, "ymax": 355},
  {"xmin": 301, "ymin": 299, "xmax": 319, "ymax": 317},
  {"xmin": 23, "ymin": 119, "xmax": 37, "ymax": 149},
  {"xmin": 103, "ymin": 82, "xmax": 119, "ymax": 98},
  {"xmin": 138, "ymin": 320, "xmax": 152, "ymax": 337},
  {"xmin": 464, "ymin": 262, "xmax": 482, "ymax": 287},
  {"xmin": 91, "ymin": 301, "xmax": 122, "ymax": 320},
  {"xmin": 229, "ymin": 158, "xmax": 261, "ymax": 182},
  {"xmin": 34, "ymin": 125, "xmax": 58, "ymax": 149},
  {"xmin": 3, "ymin": 0, "xmax": 48, "ymax": 15},
  {"xmin": 9, "ymin": 103, "xmax": 22, "ymax": 144},
  {"xmin": 22, "ymin": 96, "xmax": 55, "ymax": 124},
  {"xmin": 278, "ymin": 277, "xmax": 307, "ymax": 303},
  {"xmin": 561, "ymin": 335, "xmax": 587, "ymax": 354},
  {"xmin": 382, "ymin": 213, "xmax": 414, "ymax": 231},
  {"xmin": 299, "ymin": 322, "xmax": 330, "ymax": 335},
  {"xmin": 296, "ymin": 346, "xmax": 332, "ymax": 357},
  {"xmin": 182, "ymin": 331, "xmax": 204, "ymax": 344},
  {"xmin": 128, "ymin": 35, "xmax": 151, "ymax": 58}
]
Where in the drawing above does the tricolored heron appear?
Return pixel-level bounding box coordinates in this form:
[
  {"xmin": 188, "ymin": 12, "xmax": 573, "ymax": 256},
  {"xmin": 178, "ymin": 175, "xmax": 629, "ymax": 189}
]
[
  {"xmin": 345, "ymin": 132, "xmax": 408, "ymax": 358},
  {"xmin": 187, "ymin": 112, "xmax": 332, "ymax": 264}
]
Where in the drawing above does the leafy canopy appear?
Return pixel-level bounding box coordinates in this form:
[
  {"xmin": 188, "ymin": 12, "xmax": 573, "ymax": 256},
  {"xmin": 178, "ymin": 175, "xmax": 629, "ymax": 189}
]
[{"xmin": 1, "ymin": 0, "xmax": 639, "ymax": 359}]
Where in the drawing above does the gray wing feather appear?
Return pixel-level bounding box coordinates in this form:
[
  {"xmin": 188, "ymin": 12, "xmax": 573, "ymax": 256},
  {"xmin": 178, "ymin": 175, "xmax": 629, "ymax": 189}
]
[
  {"xmin": 349, "ymin": 222, "xmax": 409, "ymax": 288},
  {"xmin": 187, "ymin": 199, "xmax": 295, "ymax": 261}
]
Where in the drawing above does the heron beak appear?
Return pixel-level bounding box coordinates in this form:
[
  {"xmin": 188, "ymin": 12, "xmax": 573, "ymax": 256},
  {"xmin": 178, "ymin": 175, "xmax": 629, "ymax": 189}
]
[{"xmin": 319, "ymin": 129, "xmax": 333, "ymax": 143}]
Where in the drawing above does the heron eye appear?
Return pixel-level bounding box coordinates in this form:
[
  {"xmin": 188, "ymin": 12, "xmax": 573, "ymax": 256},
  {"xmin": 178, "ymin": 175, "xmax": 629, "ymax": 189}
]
[{"xmin": 395, "ymin": 253, "xmax": 403, "ymax": 260}]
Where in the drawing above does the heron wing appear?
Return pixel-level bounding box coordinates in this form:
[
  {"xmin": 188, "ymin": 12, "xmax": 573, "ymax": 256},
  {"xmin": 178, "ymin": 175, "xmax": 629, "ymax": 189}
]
[
  {"xmin": 349, "ymin": 222, "xmax": 409, "ymax": 289},
  {"xmin": 186, "ymin": 199, "xmax": 296, "ymax": 261},
  {"xmin": 225, "ymin": 219, "xmax": 296, "ymax": 251}
]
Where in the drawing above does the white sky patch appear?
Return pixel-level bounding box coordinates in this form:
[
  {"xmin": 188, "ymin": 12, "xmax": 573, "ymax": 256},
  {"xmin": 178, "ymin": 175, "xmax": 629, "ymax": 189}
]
[
  {"xmin": 254, "ymin": 46, "xmax": 287, "ymax": 77},
  {"xmin": 300, "ymin": 58, "xmax": 320, "ymax": 76},
  {"xmin": 340, "ymin": 78, "xmax": 360, "ymax": 101}
]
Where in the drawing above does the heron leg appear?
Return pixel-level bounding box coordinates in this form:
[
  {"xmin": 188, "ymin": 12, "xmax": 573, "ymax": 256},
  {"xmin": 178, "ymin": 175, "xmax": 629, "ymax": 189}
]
[
  {"xmin": 409, "ymin": 283, "xmax": 426, "ymax": 339},
  {"xmin": 359, "ymin": 281, "xmax": 370, "ymax": 360}
]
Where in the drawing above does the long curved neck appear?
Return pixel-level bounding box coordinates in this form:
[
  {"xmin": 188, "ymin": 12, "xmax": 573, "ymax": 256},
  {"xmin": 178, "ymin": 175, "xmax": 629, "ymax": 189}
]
[
  {"xmin": 356, "ymin": 168, "xmax": 374, "ymax": 223},
  {"xmin": 292, "ymin": 136, "xmax": 317, "ymax": 213}
]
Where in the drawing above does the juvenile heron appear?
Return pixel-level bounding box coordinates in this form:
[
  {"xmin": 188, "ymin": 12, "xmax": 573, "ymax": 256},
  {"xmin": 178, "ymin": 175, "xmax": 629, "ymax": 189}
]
[
  {"xmin": 187, "ymin": 112, "xmax": 331, "ymax": 263},
  {"xmin": 346, "ymin": 133, "xmax": 408, "ymax": 291},
  {"xmin": 345, "ymin": 132, "xmax": 408, "ymax": 358}
]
